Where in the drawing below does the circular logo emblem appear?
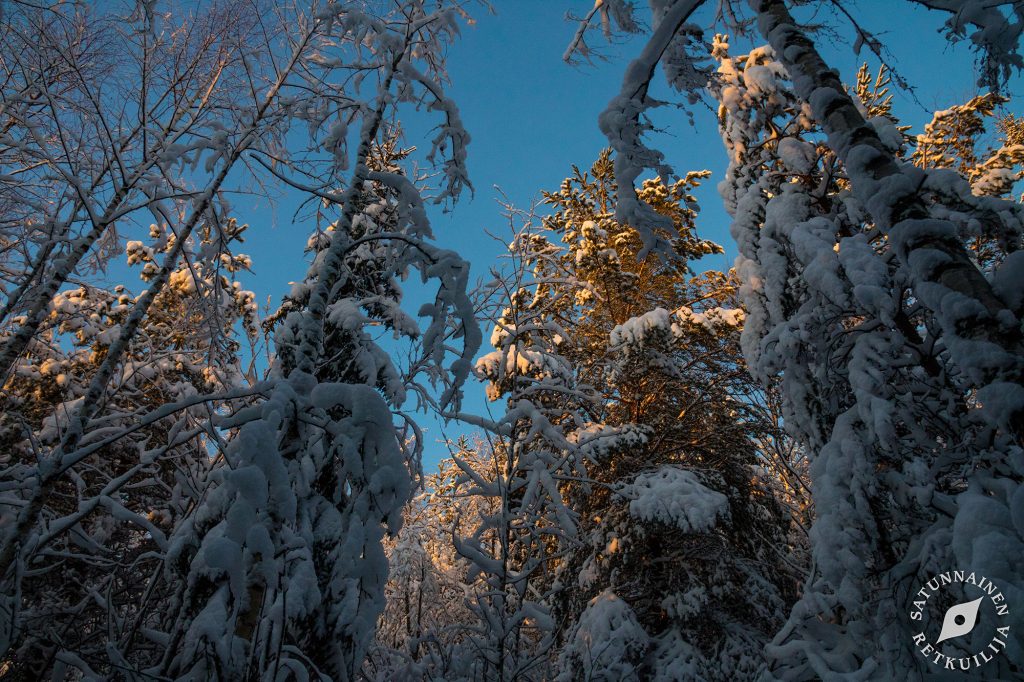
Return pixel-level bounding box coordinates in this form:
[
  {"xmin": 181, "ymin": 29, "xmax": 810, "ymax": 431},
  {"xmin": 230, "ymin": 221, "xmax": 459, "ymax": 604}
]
[{"xmin": 910, "ymin": 570, "xmax": 1010, "ymax": 672}]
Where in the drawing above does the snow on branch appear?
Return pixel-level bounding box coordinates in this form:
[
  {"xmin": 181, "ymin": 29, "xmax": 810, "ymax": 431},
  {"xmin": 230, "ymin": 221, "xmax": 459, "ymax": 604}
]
[
  {"xmin": 617, "ymin": 466, "xmax": 730, "ymax": 532},
  {"xmin": 907, "ymin": 0, "xmax": 1024, "ymax": 92}
]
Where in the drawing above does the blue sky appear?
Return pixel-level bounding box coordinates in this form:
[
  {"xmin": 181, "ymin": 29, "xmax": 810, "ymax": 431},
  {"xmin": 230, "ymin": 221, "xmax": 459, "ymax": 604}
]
[{"xmin": 233, "ymin": 1, "xmax": 1018, "ymax": 471}]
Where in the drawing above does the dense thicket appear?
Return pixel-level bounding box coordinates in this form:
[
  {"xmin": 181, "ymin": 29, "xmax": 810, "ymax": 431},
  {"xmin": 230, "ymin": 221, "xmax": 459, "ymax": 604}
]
[{"xmin": 0, "ymin": 1, "xmax": 479, "ymax": 678}]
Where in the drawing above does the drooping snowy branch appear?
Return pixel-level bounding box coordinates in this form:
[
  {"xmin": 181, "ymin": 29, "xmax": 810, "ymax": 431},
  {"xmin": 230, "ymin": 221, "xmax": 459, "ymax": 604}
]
[
  {"xmin": 907, "ymin": 0, "xmax": 1024, "ymax": 91},
  {"xmin": 596, "ymin": 0, "xmax": 704, "ymax": 258}
]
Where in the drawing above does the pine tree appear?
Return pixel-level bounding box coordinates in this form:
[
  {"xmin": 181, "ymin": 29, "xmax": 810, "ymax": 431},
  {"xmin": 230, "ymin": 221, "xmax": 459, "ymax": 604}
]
[{"xmin": 515, "ymin": 152, "xmax": 796, "ymax": 680}]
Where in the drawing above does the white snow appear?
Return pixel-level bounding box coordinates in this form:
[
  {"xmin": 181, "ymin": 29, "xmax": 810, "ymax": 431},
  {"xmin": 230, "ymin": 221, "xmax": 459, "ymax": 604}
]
[{"xmin": 619, "ymin": 466, "xmax": 729, "ymax": 532}]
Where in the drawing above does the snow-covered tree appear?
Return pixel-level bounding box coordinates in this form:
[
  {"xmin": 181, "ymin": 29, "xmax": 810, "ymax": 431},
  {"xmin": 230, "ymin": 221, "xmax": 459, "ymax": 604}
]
[
  {"xmin": 1, "ymin": 1, "xmax": 482, "ymax": 678},
  {"xmin": 444, "ymin": 212, "xmax": 598, "ymax": 681},
  {"xmin": 707, "ymin": 32, "xmax": 1024, "ymax": 678},
  {"xmin": 364, "ymin": 447, "xmax": 483, "ymax": 680},
  {"xmin": 160, "ymin": 11, "xmax": 481, "ymax": 670},
  {"xmin": 0, "ymin": 0, "xmax": 281, "ymax": 380},
  {"xmin": 0, "ymin": 216, "xmax": 257, "ymax": 676},
  {"xmin": 568, "ymin": 2, "xmax": 1024, "ymax": 678},
  {"xmin": 0, "ymin": 1, "xmax": 326, "ymax": 644},
  {"xmin": 514, "ymin": 152, "xmax": 796, "ymax": 680}
]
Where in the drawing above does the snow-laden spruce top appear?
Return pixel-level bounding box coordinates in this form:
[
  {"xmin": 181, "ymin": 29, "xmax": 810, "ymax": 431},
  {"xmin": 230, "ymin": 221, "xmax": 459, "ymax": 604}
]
[{"xmin": 618, "ymin": 466, "xmax": 729, "ymax": 533}]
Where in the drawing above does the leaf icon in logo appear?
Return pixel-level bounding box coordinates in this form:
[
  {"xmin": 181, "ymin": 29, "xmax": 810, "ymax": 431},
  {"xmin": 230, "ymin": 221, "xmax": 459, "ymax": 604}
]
[{"xmin": 936, "ymin": 597, "xmax": 984, "ymax": 644}]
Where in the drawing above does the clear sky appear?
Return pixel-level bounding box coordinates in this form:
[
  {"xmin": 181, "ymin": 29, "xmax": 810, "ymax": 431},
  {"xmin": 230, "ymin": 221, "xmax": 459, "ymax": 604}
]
[{"xmin": 231, "ymin": 1, "xmax": 1020, "ymax": 472}]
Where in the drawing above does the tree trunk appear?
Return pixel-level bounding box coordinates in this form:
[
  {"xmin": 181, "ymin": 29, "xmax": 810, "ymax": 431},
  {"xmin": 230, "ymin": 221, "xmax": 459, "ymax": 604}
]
[{"xmin": 752, "ymin": 0, "xmax": 1024, "ymax": 437}]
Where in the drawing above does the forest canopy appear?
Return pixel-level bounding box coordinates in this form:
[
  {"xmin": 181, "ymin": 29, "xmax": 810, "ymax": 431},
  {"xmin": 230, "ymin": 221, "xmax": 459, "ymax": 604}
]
[{"xmin": 0, "ymin": 1, "xmax": 1022, "ymax": 680}]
